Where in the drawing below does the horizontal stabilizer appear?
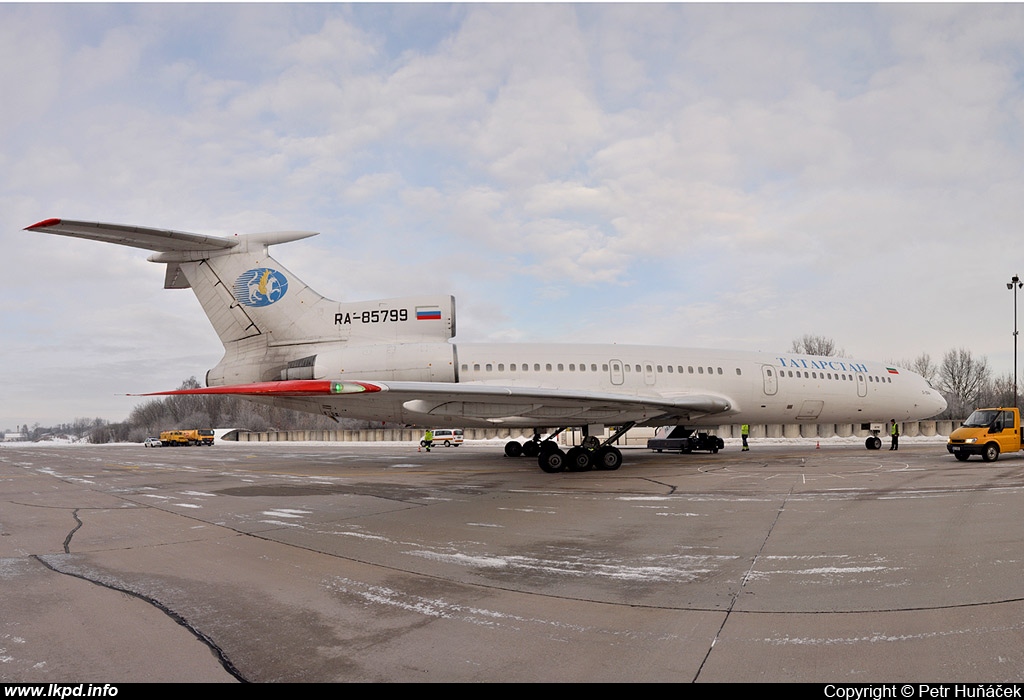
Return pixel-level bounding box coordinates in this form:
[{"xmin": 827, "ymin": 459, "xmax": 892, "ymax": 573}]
[{"xmin": 26, "ymin": 218, "xmax": 240, "ymax": 253}]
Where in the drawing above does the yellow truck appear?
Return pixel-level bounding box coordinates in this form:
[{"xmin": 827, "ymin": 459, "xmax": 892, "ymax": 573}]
[
  {"xmin": 159, "ymin": 429, "xmax": 215, "ymax": 446},
  {"xmin": 946, "ymin": 408, "xmax": 1022, "ymax": 462}
]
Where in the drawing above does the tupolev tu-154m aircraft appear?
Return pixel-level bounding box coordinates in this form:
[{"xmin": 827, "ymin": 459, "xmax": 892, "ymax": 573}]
[{"xmin": 27, "ymin": 218, "xmax": 947, "ymax": 472}]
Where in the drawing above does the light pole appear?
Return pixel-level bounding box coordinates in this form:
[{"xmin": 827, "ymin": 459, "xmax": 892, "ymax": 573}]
[{"xmin": 1009, "ymin": 275, "xmax": 1022, "ymax": 409}]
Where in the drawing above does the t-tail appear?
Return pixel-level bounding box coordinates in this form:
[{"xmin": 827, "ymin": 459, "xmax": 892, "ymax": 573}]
[{"xmin": 25, "ymin": 219, "xmax": 457, "ymax": 386}]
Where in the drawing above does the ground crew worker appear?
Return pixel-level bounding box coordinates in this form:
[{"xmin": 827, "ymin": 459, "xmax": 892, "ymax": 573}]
[
  {"xmin": 741, "ymin": 424, "xmax": 750, "ymax": 451},
  {"xmin": 423, "ymin": 429, "xmax": 434, "ymax": 452},
  {"xmin": 890, "ymin": 420, "xmax": 899, "ymax": 451}
]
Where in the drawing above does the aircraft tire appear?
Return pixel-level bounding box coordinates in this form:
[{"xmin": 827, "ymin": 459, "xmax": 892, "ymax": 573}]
[
  {"xmin": 522, "ymin": 441, "xmax": 541, "ymax": 457},
  {"xmin": 865, "ymin": 437, "xmax": 882, "ymax": 450},
  {"xmin": 566, "ymin": 447, "xmax": 592, "ymax": 472},
  {"xmin": 594, "ymin": 446, "xmax": 622, "ymax": 471},
  {"xmin": 539, "ymin": 450, "xmax": 566, "ymax": 473},
  {"xmin": 504, "ymin": 441, "xmax": 523, "ymax": 458},
  {"xmin": 539, "ymin": 440, "xmax": 560, "ymax": 455}
]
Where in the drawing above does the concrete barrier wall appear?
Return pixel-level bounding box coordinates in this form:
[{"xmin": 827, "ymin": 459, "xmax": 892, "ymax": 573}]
[{"xmin": 232, "ymin": 421, "xmax": 956, "ymax": 443}]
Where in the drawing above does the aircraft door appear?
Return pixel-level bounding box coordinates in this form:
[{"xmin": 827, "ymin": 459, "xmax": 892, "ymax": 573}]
[
  {"xmin": 761, "ymin": 365, "xmax": 778, "ymax": 396},
  {"xmin": 609, "ymin": 360, "xmax": 624, "ymax": 386},
  {"xmin": 856, "ymin": 374, "xmax": 868, "ymax": 397}
]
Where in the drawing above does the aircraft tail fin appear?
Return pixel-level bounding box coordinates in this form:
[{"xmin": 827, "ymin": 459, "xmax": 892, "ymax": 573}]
[{"xmin": 25, "ymin": 218, "xmax": 455, "ymax": 353}]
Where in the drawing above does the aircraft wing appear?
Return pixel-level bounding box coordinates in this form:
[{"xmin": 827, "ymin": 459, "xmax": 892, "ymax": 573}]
[{"xmin": 134, "ymin": 379, "xmax": 734, "ymax": 425}]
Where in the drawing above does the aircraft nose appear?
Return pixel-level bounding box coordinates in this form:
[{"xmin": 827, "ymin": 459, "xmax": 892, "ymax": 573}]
[{"xmin": 928, "ymin": 390, "xmax": 947, "ymax": 417}]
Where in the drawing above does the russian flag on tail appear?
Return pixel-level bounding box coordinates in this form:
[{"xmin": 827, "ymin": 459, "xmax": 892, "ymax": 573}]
[{"xmin": 416, "ymin": 306, "xmax": 442, "ymax": 320}]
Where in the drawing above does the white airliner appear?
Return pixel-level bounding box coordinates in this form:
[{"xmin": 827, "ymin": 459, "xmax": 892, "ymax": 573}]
[{"xmin": 27, "ymin": 218, "xmax": 946, "ymax": 472}]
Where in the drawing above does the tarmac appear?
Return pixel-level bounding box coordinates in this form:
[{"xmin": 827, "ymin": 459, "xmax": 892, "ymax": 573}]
[{"xmin": 2, "ymin": 437, "xmax": 1024, "ymax": 682}]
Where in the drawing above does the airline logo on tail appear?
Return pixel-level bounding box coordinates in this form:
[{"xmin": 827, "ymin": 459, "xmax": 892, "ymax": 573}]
[{"xmin": 233, "ymin": 268, "xmax": 288, "ymax": 307}]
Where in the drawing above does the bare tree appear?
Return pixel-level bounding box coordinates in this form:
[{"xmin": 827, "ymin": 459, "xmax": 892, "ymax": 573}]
[
  {"xmin": 910, "ymin": 352, "xmax": 939, "ymax": 385},
  {"xmin": 978, "ymin": 371, "xmax": 1016, "ymax": 409},
  {"xmin": 937, "ymin": 348, "xmax": 991, "ymax": 418},
  {"xmin": 790, "ymin": 334, "xmax": 845, "ymax": 357}
]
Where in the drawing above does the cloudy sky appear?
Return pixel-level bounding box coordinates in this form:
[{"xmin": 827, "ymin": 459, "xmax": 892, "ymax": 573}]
[{"xmin": 3, "ymin": 3, "xmax": 1024, "ymax": 429}]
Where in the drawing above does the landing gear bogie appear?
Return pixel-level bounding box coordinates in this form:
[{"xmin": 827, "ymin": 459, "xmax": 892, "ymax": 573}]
[{"xmin": 506, "ymin": 423, "xmax": 635, "ymax": 473}]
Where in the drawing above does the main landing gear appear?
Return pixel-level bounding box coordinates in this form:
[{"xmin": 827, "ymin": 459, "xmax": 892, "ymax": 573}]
[{"xmin": 503, "ymin": 424, "xmax": 634, "ymax": 473}]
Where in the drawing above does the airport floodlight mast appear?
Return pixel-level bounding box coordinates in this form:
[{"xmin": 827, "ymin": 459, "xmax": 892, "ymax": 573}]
[{"xmin": 1009, "ymin": 274, "xmax": 1023, "ymax": 409}]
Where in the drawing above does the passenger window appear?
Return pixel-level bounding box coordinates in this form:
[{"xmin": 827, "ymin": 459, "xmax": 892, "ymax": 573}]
[
  {"xmin": 698, "ymin": 367, "xmax": 704, "ymax": 374},
  {"xmin": 473, "ymin": 364, "xmax": 480, "ymax": 371}
]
